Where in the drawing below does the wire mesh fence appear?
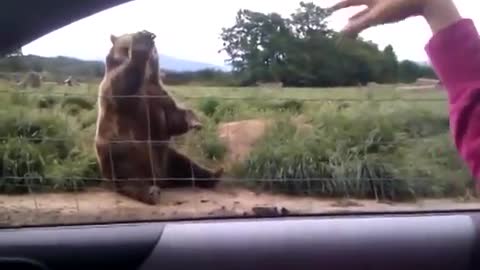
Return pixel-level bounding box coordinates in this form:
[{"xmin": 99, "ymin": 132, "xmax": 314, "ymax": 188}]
[{"xmin": 0, "ymin": 81, "xmax": 475, "ymax": 225}]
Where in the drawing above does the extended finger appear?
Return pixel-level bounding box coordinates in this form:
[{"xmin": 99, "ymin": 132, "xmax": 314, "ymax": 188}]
[
  {"xmin": 342, "ymin": 9, "xmax": 377, "ymax": 37},
  {"xmin": 348, "ymin": 8, "xmax": 370, "ymax": 21},
  {"xmin": 329, "ymin": 0, "xmax": 370, "ymax": 12}
]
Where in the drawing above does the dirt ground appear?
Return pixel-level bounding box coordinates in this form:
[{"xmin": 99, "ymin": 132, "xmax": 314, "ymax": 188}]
[{"xmin": 2, "ymin": 186, "xmax": 480, "ymax": 227}]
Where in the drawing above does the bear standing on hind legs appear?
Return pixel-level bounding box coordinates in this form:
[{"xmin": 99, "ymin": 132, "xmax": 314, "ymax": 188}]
[{"xmin": 95, "ymin": 30, "xmax": 222, "ymax": 205}]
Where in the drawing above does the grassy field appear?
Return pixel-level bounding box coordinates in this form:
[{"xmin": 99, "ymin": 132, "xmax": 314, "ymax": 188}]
[{"xmin": 0, "ymin": 80, "xmax": 473, "ymax": 202}]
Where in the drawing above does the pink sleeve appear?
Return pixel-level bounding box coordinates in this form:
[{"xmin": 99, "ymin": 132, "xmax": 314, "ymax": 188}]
[{"xmin": 425, "ymin": 19, "xmax": 480, "ymax": 183}]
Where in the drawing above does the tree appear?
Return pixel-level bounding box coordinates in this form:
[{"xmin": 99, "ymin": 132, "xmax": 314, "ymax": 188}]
[
  {"xmin": 398, "ymin": 60, "xmax": 421, "ymax": 83},
  {"xmin": 290, "ymin": 1, "xmax": 333, "ymax": 39},
  {"xmin": 220, "ymin": 9, "xmax": 292, "ymax": 84},
  {"xmin": 378, "ymin": 45, "xmax": 399, "ymax": 83}
]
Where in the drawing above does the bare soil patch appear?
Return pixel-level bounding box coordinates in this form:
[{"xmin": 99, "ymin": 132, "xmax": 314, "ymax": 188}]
[
  {"xmin": 1, "ymin": 187, "xmax": 480, "ymax": 227},
  {"xmin": 218, "ymin": 119, "xmax": 270, "ymax": 163},
  {"xmin": 218, "ymin": 117, "xmax": 313, "ymax": 165}
]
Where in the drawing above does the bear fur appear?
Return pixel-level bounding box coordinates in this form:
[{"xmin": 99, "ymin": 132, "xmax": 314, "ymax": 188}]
[{"xmin": 95, "ymin": 30, "xmax": 222, "ymax": 205}]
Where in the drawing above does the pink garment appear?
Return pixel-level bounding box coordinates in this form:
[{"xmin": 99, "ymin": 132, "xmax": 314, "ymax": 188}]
[{"xmin": 425, "ymin": 19, "xmax": 480, "ymax": 187}]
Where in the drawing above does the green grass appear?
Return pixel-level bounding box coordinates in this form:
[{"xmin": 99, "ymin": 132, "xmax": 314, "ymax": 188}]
[{"xmin": 0, "ymin": 79, "xmax": 472, "ymax": 200}]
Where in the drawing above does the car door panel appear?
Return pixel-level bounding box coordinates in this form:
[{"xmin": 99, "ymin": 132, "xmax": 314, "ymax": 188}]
[{"xmin": 1, "ymin": 212, "xmax": 479, "ymax": 270}]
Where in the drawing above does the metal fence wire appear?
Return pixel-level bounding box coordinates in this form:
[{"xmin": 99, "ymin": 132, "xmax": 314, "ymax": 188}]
[{"xmin": 0, "ymin": 83, "xmax": 475, "ymax": 224}]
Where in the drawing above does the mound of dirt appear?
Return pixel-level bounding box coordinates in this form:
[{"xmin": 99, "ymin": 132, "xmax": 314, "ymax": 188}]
[
  {"xmin": 218, "ymin": 117, "xmax": 314, "ymax": 164},
  {"xmin": 218, "ymin": 119, "xmax": 270, "ymax": 163}
]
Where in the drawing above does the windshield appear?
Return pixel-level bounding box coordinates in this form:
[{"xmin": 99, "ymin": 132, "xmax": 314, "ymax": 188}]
[{"xmin": 1, "ymin": 0, "xmax": 480, "ymax": 227}]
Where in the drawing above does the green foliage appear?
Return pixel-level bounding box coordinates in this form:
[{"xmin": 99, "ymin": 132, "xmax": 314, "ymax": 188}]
[
  {"xmin": 60, "ymin": 96, "xmax": 95, "ymax": 116},
  {"xmin": 61, "ymin": 96, "xmax": 95, "ymax": 110},
  {"xmin": 201, "ymin": 137, "xmax": 227, "ymax": 161},
  {"xmin": 269, "ymin": 99, "xmax": 303, "ymax": 113},
  {"xmin": 0, "ymin": 91, "xmax": 99, "ymax": 194},
  {"xmin": 291, "ymin": 1, "xmax": 333, "ymax": 38},
  {"xmin": 37, "ymin": 96, "xmax": 58, "ymax": 109},
  {"xmin": 163, "ymin": 69, "xmax": 236, "ymax": 86},
  {"xmin": 235, "ymin": 102, "xmax": 467, "ymax": 201},
  {"xmin": 78, "ymin": 110, "xmax": 98, "ymax": 129},
  {"xmin": 199, "ymin": 97, "xmax": 221, "ymax": 117},
  {"xmin": 9, "ymin": 91, "xmax": 30, "ymax": 106},
  {"xmin": 212, "ymin": 102, "xmax": 241, "ymax": 123},
  {"xmin": 0, "ymin": 138, "xmax": 46, "ymax": 193},
  {"xmin": 398, "ymin": 60, "xmax": 437, "ymax": 83},
  {"xmin": 398, "ymin": 134, "xmax": 472, "ymax": 197},
  {"xmin": 379, "ymin": 45, "xmax": 399, "ymax": 83}
]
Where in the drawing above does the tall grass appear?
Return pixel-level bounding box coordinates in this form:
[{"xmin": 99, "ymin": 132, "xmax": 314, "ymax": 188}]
[
  {"xmin": 236, "ymin": 102, "xmax": 470, "ymax": 201},
  {"xmin": 0, "ymin": 86, "xmax": 99, "ymax": 194},
  {"xmin": 0, "ymin": 81, "xmax": 472, "ymax": 200}
]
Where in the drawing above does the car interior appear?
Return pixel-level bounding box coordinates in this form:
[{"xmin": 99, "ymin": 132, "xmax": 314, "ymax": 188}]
[{"xmin": 1, "ymin": 1, "xmax": 480, "ymax": 270}]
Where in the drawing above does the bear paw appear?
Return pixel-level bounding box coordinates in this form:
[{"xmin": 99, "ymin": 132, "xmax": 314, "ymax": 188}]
[{"xmin": 130, "ymin": 30, "xmax": 156, "ymax": 61}]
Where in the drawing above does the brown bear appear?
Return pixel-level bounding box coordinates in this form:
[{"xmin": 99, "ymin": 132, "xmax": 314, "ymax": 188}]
[{"xmin": 95, "ymin": 30, "xmax": 222, "ymax": 205}]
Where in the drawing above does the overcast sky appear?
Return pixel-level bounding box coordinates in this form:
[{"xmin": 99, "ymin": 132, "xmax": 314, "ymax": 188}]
[{"xmin": 22, "ymin": 0, "xmax": 479, "ymax": 67}]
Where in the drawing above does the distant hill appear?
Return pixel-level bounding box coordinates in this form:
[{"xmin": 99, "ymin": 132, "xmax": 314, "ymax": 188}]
[
  {"xmin": 90, "ymin": 54, "xmax": 227, "ymax": 72},
  {"xmin": 0, "ymin": 54, "xmax": 229, "ymax": 81},
  {"xmin": 0, "ymin": 55, "xmax": 104, "ymax": 81},
  {"xmin": 159, "ymin": 55, "xmax": 228, "ymax": 72}
]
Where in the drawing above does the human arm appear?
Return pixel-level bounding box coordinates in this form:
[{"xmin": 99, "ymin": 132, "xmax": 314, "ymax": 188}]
[{"xmin": 426, "ymin": 19, "xmax": 480, "ymax": 182}]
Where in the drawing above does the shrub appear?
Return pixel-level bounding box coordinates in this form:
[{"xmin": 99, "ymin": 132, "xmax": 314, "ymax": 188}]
[
  {"xmin": 397, "ymin": 134, "xmax": 472, "ymax": 198},
  {"xmin": 201, "ymin": 137, "xmax": 227, "ymax": 161},
  {"xmin": 0, "ymin": 137, "xmax": 99, "ymax": 194},
  {"xmin": 0, "ymin": 103, "xmax": 98, "ymax": 194},
  {"xmin": 61, "ymin": 96, "xmax": 95, "ymax": 111},
  {"xmin": 0, "ymin": 109, "xmax": 75, "ymax": 155},
  {"xmin": 269, "ymin": 99, "xmax": 304, "ymax": 113},
  {"xmin": 37, "ymin": 96, "xmax": 58, "ymax": 109},
  {"xmin": 78, "ymin": 110, "xmax": 98, "ymax": 129},
  {"xmin": 0, "ymin": 138, "xmax": 46, "ymax": 193},
  {"xmin": 397, "ymin": 111, "xmax": 449, "ymax": 137},
  {"xmin": 199, "ymin": 97, "xmax": 220, "ymax": 117},
  {"xmin": 44, "ymin": 153, "xmax": 100, "ymax": 191},
  {"xmin": 212, "ymin": 102, "xmax": 240, "ymax": 123}
]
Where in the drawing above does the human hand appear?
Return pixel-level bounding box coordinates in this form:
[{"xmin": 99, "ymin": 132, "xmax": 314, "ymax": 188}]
[{"xmin": 329, "ymin": 0, "xmax": 461, "ymax": 37}]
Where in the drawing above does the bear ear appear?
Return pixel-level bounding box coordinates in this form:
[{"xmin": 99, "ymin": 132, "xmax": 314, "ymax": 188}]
[{"xmin": 110, "ymin": 34, "xmax": 118, "ymax": 44}]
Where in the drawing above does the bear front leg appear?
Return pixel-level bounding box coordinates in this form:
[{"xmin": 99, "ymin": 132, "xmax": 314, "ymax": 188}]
[
  {"xmin": 100, "ymin": 142, "xmax": 162, "ymax": 205},
  {"xmin": 117, "ymin": 183, "xmax": 161, "ymax": 205},
  {"xmin": 165, "ymin": 148, "xmax": 223, "ymax": 188},
  {"xmin": 166, "ymin": 108, "xmax": 203, "ymax": 137}
]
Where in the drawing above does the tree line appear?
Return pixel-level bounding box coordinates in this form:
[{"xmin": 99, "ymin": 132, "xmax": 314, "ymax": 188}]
[{"xmin": 220, "ymin": 2, "xmax": 436, "ymax": 87}]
